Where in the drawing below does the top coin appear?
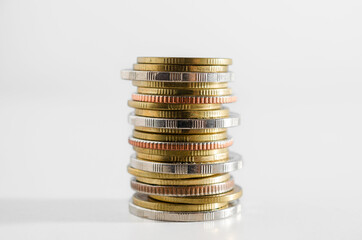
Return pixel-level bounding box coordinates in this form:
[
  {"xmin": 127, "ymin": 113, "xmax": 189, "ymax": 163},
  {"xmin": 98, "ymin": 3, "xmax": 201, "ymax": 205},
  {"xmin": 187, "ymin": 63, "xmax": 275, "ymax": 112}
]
[
  {"xmin": 137, "ymin": 57, "xmax": 232, "ymax": 66},
  {"xmin": 133, "ymin": 64, "xmax": 228, "ymax": 73}
]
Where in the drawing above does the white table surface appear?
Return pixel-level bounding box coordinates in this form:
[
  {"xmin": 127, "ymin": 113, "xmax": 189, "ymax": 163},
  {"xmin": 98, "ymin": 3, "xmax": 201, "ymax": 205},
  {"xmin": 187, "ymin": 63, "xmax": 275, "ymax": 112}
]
[{"xmin": 1, "ymin": 197, "xmax": 361, "ymax": 240}]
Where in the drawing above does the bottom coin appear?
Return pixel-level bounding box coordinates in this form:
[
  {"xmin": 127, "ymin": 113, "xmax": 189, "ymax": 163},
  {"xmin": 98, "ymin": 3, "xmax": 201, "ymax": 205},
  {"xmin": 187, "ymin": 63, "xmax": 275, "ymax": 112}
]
[{"xmin": 129, "ymin": 199, "xmax": 241, "ymax": 222}]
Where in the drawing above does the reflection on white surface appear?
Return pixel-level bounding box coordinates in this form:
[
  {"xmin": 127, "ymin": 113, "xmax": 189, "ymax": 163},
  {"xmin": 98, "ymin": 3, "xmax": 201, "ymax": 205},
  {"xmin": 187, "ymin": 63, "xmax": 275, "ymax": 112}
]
[{"xmin": 0, "ymin": 198, "xmax": 361, "ymax": 240}]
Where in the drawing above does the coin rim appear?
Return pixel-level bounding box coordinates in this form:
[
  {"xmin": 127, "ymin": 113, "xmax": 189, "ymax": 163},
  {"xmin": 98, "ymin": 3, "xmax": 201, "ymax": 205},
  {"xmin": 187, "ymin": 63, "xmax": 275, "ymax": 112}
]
[
  {"xmin": 121, "ymin": 70, "xmax": 234, "ymax": 82},
  {"xmin": 137, "ymin": 57, "xmax": 232, "ymax": 66},
  {"xmin": 129, "ymin": 199, "xmax": 241, "ymax": 222},
  {"xmin": 133, "ymin": 64, "xmax": 228, "ymax": 73},
  {"xmin": 130, "ymin": 177, "xmax": 235, "ymax": 196},
  {"xmin": 150, "ymin": 185, "xmax": 242, "ymax": 204},
  {"xmin": 128, "ymin": 112, "xmax": 240, "ymax": 129},
  {"xmin": 135, "ymin": 173, "xmax": 230, "ymax": 186},
  {"xmin": 129, "ymin": 152, "xmax": 242, "ymax": 174}
]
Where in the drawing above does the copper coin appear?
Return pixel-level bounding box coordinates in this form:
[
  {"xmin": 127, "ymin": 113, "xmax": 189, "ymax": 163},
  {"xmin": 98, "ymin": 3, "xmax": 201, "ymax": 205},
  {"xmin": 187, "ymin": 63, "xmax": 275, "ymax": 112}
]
[{"xmin": 130, "ymin": 177, "xmax": 235, "ymax": 196}]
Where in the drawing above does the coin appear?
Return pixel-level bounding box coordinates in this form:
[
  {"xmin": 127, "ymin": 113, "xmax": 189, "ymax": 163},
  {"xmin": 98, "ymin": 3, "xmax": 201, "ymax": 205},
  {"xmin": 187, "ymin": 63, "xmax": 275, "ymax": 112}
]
[
  {"xmin": 121, "ymin": 70, "xmax": 234, "ymax": 82},
  {"xmin": 132, "ymin": 193, "xmax": 228, "ymax": 212},
  {"xmin": 133, "ymin": 147, "xmax": 228, "ymax": 156},
  {"xmin": 131, "ymin": 81, "xmax": 228, "ymax": 89},
  {"xmin": 134, "ymin": 126, "xmax": 227, "ymax": 134},
  {"xmin": 132, "ymin": 130, "xmax": 227, "ymax": 142},
  {"xmin": 133, "ymin": 64, "xmax": 228, "ymax": 73},
  {"xmin": 150, "ymin": 185, "xmax": 242, "ymax": 204},
  {"xmin": 130, "ymin": 177, "xmax": 234, "ymax": 196},
  {"xmin": 132, "ymin": 94, "xmax": 237, "ymax": 104},
  {"xmin": 129, "ymin": 112, "xmax": 240, "ymax": 129},
  {"xmin": 128, "ymin": 100, "xmax": 221, "ymax": 111},
  {"xmin": 129, "ymin": 152, "xmax": 241, "ymax": 174},
  {"xmin": 136, "ymin": 174, "xmax": 230, "ymax": 186},
  {"xmin": 134, "ymin": 108, "xmax": 229, "ymax": 119},
  {"xmin": 137, "ymin": 57, "xmax": 232, "ymax": 66},
  {"xmin": 129, "ymin": 200, "xmax": 241, "ymax": 222},
  {"xmin": 136, "ymin": 152, "xmax": 229, "ymax": 163},
  {"xmin": 127, "ymin": 166, "xmax": 212, "ymax": 179},
  {"xmin": 129, "ymin": 137, "xmax": 233, "ymax": 150},
  {"xmin": 137, "ymin": 87, "xmax": 232, "ymax": 96}
]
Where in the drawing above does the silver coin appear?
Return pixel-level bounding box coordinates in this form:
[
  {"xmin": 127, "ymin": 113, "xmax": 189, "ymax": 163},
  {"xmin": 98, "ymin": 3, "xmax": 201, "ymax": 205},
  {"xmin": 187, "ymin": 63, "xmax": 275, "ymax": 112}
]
[
  {"xmin": 129, "ymin": 152, "xmax": 242, "ymax": 174},
  {"xmin": 128, "ymin": 112, "xmax": 240, "ymax": 129},
  {"xmin": 129, "ymin": 200, "xmax": 241, "ymax": 222},
  {"xmin": 121, "ymin": 70, "xmax": 234, "ymax": 82}
]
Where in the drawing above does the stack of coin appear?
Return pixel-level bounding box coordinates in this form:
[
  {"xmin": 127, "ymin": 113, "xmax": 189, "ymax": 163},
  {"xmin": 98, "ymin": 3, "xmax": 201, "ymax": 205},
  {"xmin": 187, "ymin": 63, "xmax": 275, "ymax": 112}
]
[{"xmin": 121, "ymin": 57, "xmax": 243, "ymax": 222}]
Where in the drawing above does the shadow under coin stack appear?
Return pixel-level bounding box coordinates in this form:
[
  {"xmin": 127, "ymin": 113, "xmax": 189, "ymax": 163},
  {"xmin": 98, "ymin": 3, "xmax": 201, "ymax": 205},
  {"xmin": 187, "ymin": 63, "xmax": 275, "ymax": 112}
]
[{"xmin": 121, "ymin": 57, "xmax": 243, "ymax": 222}]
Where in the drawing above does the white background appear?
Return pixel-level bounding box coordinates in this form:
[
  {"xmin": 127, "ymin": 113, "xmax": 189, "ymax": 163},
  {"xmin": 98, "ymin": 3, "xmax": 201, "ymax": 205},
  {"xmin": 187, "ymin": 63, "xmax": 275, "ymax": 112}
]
[{"xmin": 1, "ymin": 0, "xmax": 362, "ymax": 239}]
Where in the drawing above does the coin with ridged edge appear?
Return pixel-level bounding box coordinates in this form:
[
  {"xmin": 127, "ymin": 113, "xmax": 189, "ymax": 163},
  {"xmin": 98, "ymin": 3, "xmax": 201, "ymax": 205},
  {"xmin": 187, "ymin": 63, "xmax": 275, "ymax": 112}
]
[
  {"xmin": 151, "ymin": 185, "xmax": 242, "ymax": 204},
  {"xmin": 134, "ymin": 126, "xmax": 227, "ymax": 135},
  {"xmin": 137, "ymin": 57, "xmax": 232, "ymax": 66},
  {"xmin": 129, "ymin": 152, "xmax": 241, "ymax": 174},
  {"xmin": 130, "ymin": 177, "xmax": 234, "ymax": 196},
  {"xmin": 137, "ymin": 87, "xmax": 232, "ymax": 96},
  {"xmin": 136, "ymin": 152, "xmax": 229, "ymax": 163},
  {"xmin": 132, "ymin": 94, "xmax": 237, "ymax": 104},
  {"xmin": 128, "ymin": 112, "xmax": 240, "ymax": 129},
  {"xmin": 133, "ymin": 64, "xmax": 228, "ymax": 73},
  {"xmin": 128, "ymin": 100, "xmax": 221, "ymax": 111},
  {"xmin": 121, "ymin": 70, "xmax": 234, "ymax": 82},
  {"xmin": 132, "ymin": 193, "xmax": 228, "ymax": 212},
  {"xmin": 127, "ymin": 166, "xmax": 213, "ymax": 179},
  {"xmin": 134, "ymin": 108, "xmax": 229, "ymax": 119},
  {"xmin": 133, "ymin": 147, "xmax": 228, "ymax": 156},
  {"xmin": 129, "ymin": 200, "xmax": 241, "ymax": 222},
  {"xmin": 129, "ymin": 137, "xmax": 233, "ymax": 150},
  {"xmin": 136, "ymin": 174, "xmax": 230, "ymax": 186},
  {"xmin": 131, "ymin": 81, "xmax": 228, "ymax": 89},
  {"xmin": 132, "ymin": 130, "xmax": 227, "ymax": 142}
]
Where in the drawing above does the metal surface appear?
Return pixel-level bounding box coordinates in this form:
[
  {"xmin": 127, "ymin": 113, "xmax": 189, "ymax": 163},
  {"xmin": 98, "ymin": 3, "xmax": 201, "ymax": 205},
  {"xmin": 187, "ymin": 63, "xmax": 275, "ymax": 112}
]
[
  {"xmin": 130, "ymin": 177, "xmax": 234, "ymax": 196},
  {"xmin": 132, "ymin": 130, "xmax": 228, "ymax": 142},
  {"xmin": 137, "ymin": 87, "xmax": 232, "ymax": 96},
  {"xmin": 129, "ymin": 200, "xmax": 241, "ymax": 222},
  {"xmin": 132, "ymin": 93, "xmax": 237, "ymax": 104},
  {"xmin": 131, "ymin": 81, "xmax": 228, "ymax": 88},
  {"xmin": 151, "ymin": 185, "xmax": 243, "ymax": 204},
  {"xmin": 133, "ymin": 64, "xmax": 228, "ymax": 73},
  {"xmin": 128, "ymin": 100, "xmax": 221, "ymax": 110},
  {"xmin": 136, "ymin": 57, "xmax": 232, "ymax": 66},
  {"xmin": 128, "ymin": 112, "xmax": 240, "ymax": 129},
  {"xmin": 128, "ymin": 137, "xmax": 233, "ymax": 150},
  {"xmin": 121, "ymin": 70, "xmax": 234, "ymax": 82},
  {"xmin": 129, "ymin": 152, "xmax": 242, "ymax": 174},
  {"xmin": 132, "ymin": 192, "xmax": 228, "ymax": 212}
]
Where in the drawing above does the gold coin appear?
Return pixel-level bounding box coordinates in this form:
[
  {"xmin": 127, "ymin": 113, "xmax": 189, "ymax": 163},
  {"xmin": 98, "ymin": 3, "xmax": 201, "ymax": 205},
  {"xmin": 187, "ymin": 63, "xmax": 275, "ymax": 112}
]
[
  {"xmin": 136, "ymin": 152, "xmax": 229, "ymax": 163},
  {"xmin": 132, "ymin": 81, "xmax": 228, "ymax": 89},
  {"xmin": 136, "ymin": 174, "xmax": 230, "ymax": 186},
  {"xmin": 133, "ymin": 64, "xmax": 228, "ymax": 73},
  {"xmin": 133, "ymin": 130, "xmax": 227, "ymax": 142},
  {"xmin": 137, "ymin": 57, "xmax": 232, "ymax": 66},
  {"xmin": 128, "ymin": 100, "xmax": 221, "ymax": 111},
  {"xmin": 127, "ymin": 166, "xmax": 212, "ymax": 179},
  {"xmin": 137, "ymin": 87, "xmax": 232, "ymax": 96},
  {"xmin": 134, "ymin": 108, "xmax": 229, "ymax": 119},
  {"xmin": 133, "ymin": 193, "xmax": 228, "ymax": 212},
  {"xmin": 133, "ymin": 146, "xmax": 228, "ymax": 156},
  {"xmin": 134, "ymin": 126, "xmax": 227, "ymax": 135},
  {"xmin": 150, "ymin": 185, "xmax": 242, "ymax": 204}
]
